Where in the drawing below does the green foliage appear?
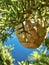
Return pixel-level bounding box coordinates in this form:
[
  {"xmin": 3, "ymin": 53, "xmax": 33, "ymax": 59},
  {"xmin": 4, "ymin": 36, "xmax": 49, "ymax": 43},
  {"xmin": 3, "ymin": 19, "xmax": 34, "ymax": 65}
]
[
  {"xmin": 18, "ymin": 60, "xmax": 29, "ymax": 65},
  {"xmin": 28, "ymin": 48, "xmax": 49, "ymax": 65},
  {"xmin": 45, "ymin": 37, "xmax": 49, "ymax": 49},
  {"xmin": 0, "ymin": 0, "xmax": 49, "ymax": 64},
  {"xmin": 18, "ymin": 47, "xmax": 49, "ymax": 65},
  {"xmin": 0, "ymin": 0, "xmax": 49, "ymax": 43},
  {"xmin": 0, "ymin": 44, "xmax": 14, "ymax": 65}
]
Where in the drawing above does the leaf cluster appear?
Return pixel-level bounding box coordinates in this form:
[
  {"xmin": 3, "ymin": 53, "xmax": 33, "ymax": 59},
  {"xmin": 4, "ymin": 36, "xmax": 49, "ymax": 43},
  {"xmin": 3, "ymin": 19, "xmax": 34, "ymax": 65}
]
[
  {"xmin": 0, "ymin": 44, "xmax": 14, "ymax": 65},
  {"xmin": 18, "ymin": 47, "xmax": 49, "ymax": 65}
]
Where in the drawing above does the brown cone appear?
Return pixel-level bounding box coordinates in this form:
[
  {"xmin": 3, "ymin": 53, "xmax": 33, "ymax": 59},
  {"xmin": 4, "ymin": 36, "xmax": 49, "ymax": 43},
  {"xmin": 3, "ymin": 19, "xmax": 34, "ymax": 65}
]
[{"xmin": 16, "ymin": 20, "xmax": 46, "ymax": 48}]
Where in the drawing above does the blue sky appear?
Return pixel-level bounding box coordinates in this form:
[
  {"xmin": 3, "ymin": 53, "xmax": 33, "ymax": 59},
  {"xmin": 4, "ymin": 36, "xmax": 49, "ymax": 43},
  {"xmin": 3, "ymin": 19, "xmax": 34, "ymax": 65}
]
[{"xmin": 5, "ymin": 32, "xmax": 35, "ymax": 65}]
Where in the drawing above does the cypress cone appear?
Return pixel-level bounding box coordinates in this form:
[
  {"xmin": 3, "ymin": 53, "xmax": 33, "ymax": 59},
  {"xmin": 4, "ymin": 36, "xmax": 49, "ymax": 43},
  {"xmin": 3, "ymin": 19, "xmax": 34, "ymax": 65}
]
[{"xmin": 16, "ymin": 19, "xmax": 46, "ymax": 48}]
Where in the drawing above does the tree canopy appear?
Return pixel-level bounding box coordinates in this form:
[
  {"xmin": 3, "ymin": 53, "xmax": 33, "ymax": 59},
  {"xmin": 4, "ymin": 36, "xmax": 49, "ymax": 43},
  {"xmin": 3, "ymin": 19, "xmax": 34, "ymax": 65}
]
[{"xmin": 0, "ymin": 0, "xmax": 49, "ymax": 48}]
